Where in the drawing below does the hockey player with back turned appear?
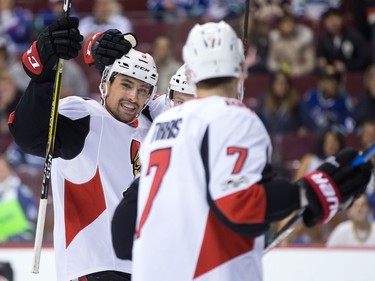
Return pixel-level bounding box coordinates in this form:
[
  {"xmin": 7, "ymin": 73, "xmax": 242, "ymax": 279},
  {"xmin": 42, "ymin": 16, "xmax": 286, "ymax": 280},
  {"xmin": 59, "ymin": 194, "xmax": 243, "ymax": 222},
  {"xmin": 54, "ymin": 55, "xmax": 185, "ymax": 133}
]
[
  {"xmin": 132, "ymin": 21, "xmax": 373, "ymax": 281},
  {"xmin": 8, "ymin": 17, "xmax": 170, "ymax": 281}
]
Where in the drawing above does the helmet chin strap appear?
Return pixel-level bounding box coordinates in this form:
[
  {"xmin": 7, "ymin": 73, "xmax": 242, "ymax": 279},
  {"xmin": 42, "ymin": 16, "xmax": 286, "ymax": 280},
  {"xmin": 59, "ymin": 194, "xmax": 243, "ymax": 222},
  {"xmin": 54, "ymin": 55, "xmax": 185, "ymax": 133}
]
[
  {"xmin": 237, "ymin": 64, "xmax": 247, "ymax": 101},
  {"xmin": 237, "ymin": 79, "xmax": 244, "ymax": 101}
]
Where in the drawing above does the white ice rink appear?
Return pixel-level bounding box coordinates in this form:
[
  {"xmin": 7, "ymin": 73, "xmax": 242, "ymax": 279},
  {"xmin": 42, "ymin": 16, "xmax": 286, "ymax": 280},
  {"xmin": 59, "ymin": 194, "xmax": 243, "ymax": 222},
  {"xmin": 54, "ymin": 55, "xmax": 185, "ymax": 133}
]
[{"xmin": 1, "ymin": 246, "xmax": 374, "ymax": 281}]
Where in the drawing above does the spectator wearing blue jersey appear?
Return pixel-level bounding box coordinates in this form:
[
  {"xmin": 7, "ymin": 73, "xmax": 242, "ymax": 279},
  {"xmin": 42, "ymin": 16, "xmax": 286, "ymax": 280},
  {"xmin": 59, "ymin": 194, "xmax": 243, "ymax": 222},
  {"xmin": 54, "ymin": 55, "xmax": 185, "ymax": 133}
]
[
  {"xmin": 147, "ymin": 0, "xmax": 244, "ymax": 22},
  {"xmin": 299, "ymin": 64, "xmax": 355, "ymax": 133},
  {"xmin": 0, "ymin": 154, "xmax": 37, "ymax": 243},
  {"xmin": 33, "ymin": 0, "xmax": 79, "ymax": 35},
  {"xmin": 0, "ymin": 0, "xmax": 33, "ymax": 54},
  {"xmin": 291, "ymin": 0, "xmax": 342, "ymax": 23}
]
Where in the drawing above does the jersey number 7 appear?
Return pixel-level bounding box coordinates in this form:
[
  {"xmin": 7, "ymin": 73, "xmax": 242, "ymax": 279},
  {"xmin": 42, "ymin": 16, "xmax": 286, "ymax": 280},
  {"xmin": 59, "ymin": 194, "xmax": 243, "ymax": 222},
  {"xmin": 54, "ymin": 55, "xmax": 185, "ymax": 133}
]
[
  {"xmin": 136, "ymin": 146, "xmax": 248, "ymax": 237},
  {"xmin": 136, "ymin": 148, "xmax": 171, "ymax": 237}
]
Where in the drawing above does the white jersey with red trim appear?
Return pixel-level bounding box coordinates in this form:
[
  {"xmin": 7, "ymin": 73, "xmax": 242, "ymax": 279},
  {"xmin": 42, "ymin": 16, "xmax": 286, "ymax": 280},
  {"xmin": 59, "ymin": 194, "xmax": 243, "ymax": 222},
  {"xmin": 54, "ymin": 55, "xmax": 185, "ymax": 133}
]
[
  {"xmin": 133, "ymin": 96, "xmax": 272, "ymax": 281},
  {"xmin": 50, "ymin": 96, "xmax": 158, "ymax": 281}
]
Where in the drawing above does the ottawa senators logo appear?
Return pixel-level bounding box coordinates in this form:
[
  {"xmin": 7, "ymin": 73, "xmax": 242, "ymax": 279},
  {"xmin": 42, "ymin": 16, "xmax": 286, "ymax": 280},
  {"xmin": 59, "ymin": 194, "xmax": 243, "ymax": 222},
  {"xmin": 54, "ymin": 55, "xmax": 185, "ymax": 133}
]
[{"xmin": 130, "ymin": 139, "xmax": 141, "ymax": 176}]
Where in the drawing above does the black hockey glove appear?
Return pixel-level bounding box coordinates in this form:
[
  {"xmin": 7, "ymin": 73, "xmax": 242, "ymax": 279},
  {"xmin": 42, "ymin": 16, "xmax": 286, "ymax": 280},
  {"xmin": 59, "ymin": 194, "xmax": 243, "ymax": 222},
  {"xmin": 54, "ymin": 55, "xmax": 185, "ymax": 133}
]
[
  {"xmin": 83, "ymin": 29, "xmax": 137, "ymax": 73},
  {"xmin": 297, "ymin": 148, "xmax": 373, "ymax": 227},
  {"xmin": 22, "ymin": 17, "xmax": 83, "ymax": 82}
]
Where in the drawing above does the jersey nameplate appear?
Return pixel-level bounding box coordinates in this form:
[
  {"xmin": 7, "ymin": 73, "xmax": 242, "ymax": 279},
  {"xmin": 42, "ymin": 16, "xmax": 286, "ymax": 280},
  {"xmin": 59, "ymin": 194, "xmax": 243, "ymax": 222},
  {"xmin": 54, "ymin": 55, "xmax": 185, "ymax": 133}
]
[{"xmin": 151, "ymin": 118, "xmax": 182, "ymax": 142}]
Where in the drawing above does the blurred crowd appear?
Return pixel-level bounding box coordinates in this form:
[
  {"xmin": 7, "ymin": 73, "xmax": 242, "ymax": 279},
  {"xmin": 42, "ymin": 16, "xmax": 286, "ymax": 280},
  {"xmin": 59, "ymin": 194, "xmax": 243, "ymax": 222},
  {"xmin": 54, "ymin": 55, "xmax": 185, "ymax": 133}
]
[{"xmin": 1, "ymin": 0, "xmax": 375, "ymax": 247}]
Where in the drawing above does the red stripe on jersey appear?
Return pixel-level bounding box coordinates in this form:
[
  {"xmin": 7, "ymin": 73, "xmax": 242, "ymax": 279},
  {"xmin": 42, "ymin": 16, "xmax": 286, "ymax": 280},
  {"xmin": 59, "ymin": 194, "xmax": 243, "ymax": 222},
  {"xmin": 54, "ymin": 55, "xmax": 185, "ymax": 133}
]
[
  {"xmin": 64, "ymin": 167, "xmax": 107, "ymax": 248},
  {"xmin": 8, "ymin": 111, "xmax": 15, "ymax": 124},
  {"xmin": 215, "ymin": 183, "xmax": 266, "ymax": 224},
  {"xmin": 128, "ymin": 118, "xmax": 139, "ymax": 128},
  {"xmin": 194, "ymin": 210, "xmax": 254, "ymax": 279}
]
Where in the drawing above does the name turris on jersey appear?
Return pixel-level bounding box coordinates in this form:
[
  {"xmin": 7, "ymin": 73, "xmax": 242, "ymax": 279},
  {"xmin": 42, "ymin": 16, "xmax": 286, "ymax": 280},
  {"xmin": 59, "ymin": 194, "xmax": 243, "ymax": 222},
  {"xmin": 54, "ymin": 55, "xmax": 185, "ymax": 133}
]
[{"xmin": 151, "ymin": 118, "xmax": 182, "ymax": 142}]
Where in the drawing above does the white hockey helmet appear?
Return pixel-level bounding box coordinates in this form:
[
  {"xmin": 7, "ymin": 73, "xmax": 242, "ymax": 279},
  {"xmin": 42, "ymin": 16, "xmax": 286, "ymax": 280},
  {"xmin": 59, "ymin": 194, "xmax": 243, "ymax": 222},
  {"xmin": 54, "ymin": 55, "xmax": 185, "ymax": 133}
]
[
  {"xmin": 182, "ymin": 21, "xmax": 246, "ymax": 100},
  {"xmin": 100, "ymin": 48, "xmax": 158, "ymax": 105},
  {"xmin": 168, "ymin": 64, "xmax": 196, "ymax": 100}
]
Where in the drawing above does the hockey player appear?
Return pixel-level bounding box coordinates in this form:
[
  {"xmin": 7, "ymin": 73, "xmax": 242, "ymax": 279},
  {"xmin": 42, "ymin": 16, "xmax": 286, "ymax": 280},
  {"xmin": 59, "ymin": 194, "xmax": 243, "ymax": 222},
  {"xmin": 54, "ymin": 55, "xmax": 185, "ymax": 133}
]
[
  {"xmin": 111, "ymin": 63, "xmax": 195, "ymax": 260},
  {"xmin": 8, "ymin": 17, "xmax": 170, "ymax": 281},
  {"xmin": 167, "ymin": 64, "xmax": 195, "ymax": 106},
  {"xmin": 131, "ymin": 21, "xmax": 373, "ymax": 281}
]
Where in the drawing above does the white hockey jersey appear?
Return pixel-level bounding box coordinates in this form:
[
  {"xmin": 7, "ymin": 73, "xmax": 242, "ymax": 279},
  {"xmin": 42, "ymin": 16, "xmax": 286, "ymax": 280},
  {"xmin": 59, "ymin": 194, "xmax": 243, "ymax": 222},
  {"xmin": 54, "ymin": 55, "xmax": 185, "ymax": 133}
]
[
  {"xmin": 133, "ymin": 96, "xmax": 272, "ymax": 281},
  {"xmin": 51, "ymin": 96, "xmax": 166, "ymax": 281}
]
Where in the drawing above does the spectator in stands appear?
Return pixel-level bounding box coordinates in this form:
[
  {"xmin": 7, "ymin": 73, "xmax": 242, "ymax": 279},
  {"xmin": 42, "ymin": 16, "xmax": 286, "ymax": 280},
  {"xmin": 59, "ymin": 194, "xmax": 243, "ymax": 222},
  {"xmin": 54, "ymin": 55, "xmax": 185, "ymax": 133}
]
[
  {"xmin": 354, "ymin": 65, "xmax": 375, "ymax": 128},
  {"xmin": 0, "ymin": 0, "xmax": 33, "ymax": 54},
  {"xmin": 199, "ymin": 0, "xmax": 244, "ymax": 22},
  {"xmin": 79, "ymin": 0, "xmax": 133, "ymax": 38},
  {"xmin": 267, "ymin": 13, "xmax": 316, "ymax": 77},
  {"xmin": 360, "ymin": 119, "xmax": 375, "ymax": 150},
  {"xmin": 326, "ymin": 194, "xmax": 375, "ymax": 247},
  {"xmin": 0, "ymin": 71, "xmax": 22, "ymax": 137},
  {"xmin": 33, "ymin": 0, "xmax": 78, "ymax": 35},
  {"xmin": 251, "ymin": 0, "xmax": 290, "ymax": 23},
  {"xmin": 5, "ymin": 142, "xmax": 44, "ymax": 172},
  {"xmin": 0, "ymin": 154, "xmax": 37, "ymax": 243},
  {"xmin": 0, "ymin": 34, "xmax": 88, "ymax": 96},
  {"xmin": 358, "ymin": 119, "xmax": 375, "ymax": 218},
  {"xmin": 0, "ymin": 36, "xmax": 29, "ymax": 92},
  {"xmin": 291, "ymin": 0, "xmax": 342, "ymax": 24},
  {"xmin": 147, "ymin": 0, "xmax": 244, "ymax": 22},
  {"xmin": 60, "ymin": 60, "xmax": 89, "ymax": 98},
  {"xmin": 256, "ymin": 70, "xmax": 301, "ymax": 134},
  {"xmin": 151, "ymin": 34, "xmax": 181, "ymax": 95},
  {"xmin": 317, "ymin": 7, "xmax": 370, "ymax": 73},
  {"xmin": 237, "ymin": 12, "xmax": 270, "ymax": 74},
  {"xmin": 147, "ymin": 0, "xmax": 193, "ymax": 22},
  {"xmin": 275, "ymin": 128, "xmax": 346, "ymax": 245},
  {"xmin": 347, "ymin": 0, "xmax": 375, "ymax": 62},
  {"xmin": 299, "ymin": 64, "xmax": 355, "ymax": 133},
  {"xmin": 294, "ymin": 128, "xmax": 345, "ymax": 180}
]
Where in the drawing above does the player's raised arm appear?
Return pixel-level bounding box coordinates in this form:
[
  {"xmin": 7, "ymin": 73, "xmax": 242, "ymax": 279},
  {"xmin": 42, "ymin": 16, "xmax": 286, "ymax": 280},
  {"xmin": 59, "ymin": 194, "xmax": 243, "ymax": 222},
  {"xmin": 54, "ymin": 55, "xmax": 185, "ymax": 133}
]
[{"xmin": 8, "ymin": 17, "xmax": 83, "ymax": 157}]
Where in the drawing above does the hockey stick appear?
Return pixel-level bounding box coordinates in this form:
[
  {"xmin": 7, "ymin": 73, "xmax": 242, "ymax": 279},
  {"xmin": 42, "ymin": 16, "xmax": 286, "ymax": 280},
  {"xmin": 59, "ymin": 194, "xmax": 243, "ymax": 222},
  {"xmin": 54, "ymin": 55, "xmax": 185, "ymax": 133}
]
[
  {"xmin": 263, "ymin": 143, "xmax": 375, "ymax": 256},
  {"xmin": 242, "ymin": 0, "xmax": 250, "ymax": 57},
  {"xmin": 31, "ymin": 0, "xmax": 72, "ymax": 273}
]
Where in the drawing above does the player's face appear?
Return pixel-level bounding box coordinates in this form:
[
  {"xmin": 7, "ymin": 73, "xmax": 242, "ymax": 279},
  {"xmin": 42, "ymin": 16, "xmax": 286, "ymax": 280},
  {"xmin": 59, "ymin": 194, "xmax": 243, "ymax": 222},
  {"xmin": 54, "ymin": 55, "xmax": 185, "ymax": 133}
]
[
  {"xmin": 172, "ymin": 91, "xmax": 194, "ymax": 107},
  {"xmin": 106, "ymin": 74, "xmax": 151, "ymax": 123}
]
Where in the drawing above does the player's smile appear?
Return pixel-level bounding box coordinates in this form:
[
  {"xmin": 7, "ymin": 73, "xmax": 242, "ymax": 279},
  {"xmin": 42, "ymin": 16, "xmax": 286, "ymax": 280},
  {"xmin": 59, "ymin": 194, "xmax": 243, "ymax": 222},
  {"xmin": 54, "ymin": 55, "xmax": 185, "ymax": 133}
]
[{"xmin": 120, "ymin": 101, "xmax": 137, "ymax": 113}]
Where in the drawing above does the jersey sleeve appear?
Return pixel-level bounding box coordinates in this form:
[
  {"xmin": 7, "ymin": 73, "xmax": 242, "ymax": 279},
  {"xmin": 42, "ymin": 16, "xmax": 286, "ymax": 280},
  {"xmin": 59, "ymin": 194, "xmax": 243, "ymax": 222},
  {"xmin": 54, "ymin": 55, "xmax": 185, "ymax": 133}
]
[
  {"xmin": 206, "ymin": 108, "xmax": 271, "ymax": 225},
  {"xmin": 204, "ymin": 106, "xmax": 300, "ymax": 236},
  {"xmin": 146, "ymin": 94, "xmax": 171, "ymax": 120},
  {"xmin": 8, "ymin": 81, "xmax": 90, "ymax": 160}
]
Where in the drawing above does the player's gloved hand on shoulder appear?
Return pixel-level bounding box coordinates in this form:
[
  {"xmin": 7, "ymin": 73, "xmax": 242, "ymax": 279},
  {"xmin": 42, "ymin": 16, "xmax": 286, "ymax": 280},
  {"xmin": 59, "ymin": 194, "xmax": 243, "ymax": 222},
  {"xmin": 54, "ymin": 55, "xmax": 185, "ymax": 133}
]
[
  {"xmin": 296, "ymin": 148, "xmax": 373, "ymax": 227},
  {"xmin": 22, "ymin": 17, "xmax": 83, "ymax": 82},
  {"xmin": 84, "ymin": 29, "xmax": 137, "ymax": 72}
]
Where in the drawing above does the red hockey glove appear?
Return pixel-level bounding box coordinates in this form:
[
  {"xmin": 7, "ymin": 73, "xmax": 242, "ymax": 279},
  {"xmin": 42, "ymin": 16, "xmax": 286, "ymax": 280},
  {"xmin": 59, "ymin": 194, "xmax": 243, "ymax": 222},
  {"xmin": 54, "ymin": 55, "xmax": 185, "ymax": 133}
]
[
  {"xmin": 22, "ymin": 17, "xmax": 83, "ymax": 82},
  {"xmin": 84, "ymin": 29, "xmax": 137, "ymax": 73},
  {"xmin": 297, "ymin": 148, "xmax": 373, "ymax": 227}
]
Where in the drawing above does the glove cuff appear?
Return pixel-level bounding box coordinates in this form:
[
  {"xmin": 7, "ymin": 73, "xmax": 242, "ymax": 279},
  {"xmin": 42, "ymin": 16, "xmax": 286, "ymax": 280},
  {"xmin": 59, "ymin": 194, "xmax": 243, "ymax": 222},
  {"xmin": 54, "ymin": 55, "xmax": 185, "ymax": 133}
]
[
  {"xmin": 22, "ymin": 41, "xmax": 44, "ymax": 76},
  {"xmin": 303, "ymin": 170, "xmax": 342, "ymax": 224},
  {"xmin": 83, "ymin": 31, "xmax": 104, "ymax": 65}
]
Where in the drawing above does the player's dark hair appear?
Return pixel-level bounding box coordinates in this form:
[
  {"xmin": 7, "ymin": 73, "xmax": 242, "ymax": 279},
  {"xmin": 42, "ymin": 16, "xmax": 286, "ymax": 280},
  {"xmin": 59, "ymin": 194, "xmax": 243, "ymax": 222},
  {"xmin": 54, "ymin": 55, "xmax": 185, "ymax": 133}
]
[{"xmin": 196, "ymin": 77, "xmax": 235, "ymax": 89}]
